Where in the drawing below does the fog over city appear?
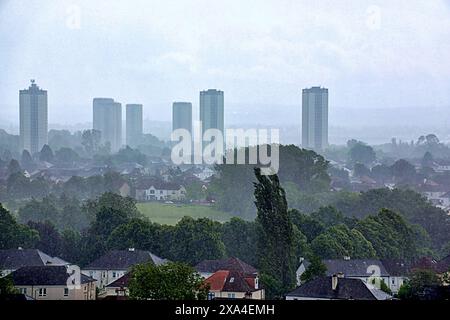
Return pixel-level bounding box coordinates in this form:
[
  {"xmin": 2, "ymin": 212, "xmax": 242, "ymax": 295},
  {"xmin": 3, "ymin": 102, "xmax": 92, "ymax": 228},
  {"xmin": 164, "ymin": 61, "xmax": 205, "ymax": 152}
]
[{"xmin": 1, "ymin": 0, "xmax": 450, "ymax": 144}]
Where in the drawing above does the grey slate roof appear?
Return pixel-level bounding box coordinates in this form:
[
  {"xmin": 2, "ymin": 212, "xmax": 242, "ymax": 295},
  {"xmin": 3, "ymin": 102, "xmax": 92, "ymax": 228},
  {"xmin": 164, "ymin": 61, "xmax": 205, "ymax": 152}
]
[
  {"xmin": 195, "ymin": 257, "xmax": 258, "ymax": 276},
  {"xmin": 0, "ymin": 249, "xmax": 68, "ymax": 270},
  {"xmin": 287, "ymin": 276, "xmax": 391, "ymax": 300},
  {"xmin": 323, "ymin": 259, "xmax": 390, "ymax": 277},
  {"xmin": 380, "ymin": 259, "xmax": 412, "ymax": 276},
  {"xmin": 84, "ymin": 249, "xmax": 167, "ymax": 270},
  {"xmin": 9, "ymin": 266, "xmax": 95, "ymax": 286}
]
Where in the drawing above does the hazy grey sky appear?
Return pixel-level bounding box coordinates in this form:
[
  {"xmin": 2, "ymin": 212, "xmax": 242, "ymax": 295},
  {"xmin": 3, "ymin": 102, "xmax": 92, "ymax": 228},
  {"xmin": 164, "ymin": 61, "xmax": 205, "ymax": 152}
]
[{"xmin": 1, "ymin": 0, "xmax": 450, "ymax": 127}]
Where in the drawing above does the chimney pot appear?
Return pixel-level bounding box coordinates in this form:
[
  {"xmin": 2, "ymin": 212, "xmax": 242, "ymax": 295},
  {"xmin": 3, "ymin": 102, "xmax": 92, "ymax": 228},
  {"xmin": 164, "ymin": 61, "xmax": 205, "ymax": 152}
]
[{"xmin": 332, "ymin": 275, "xmax": 339, "ymax": 291}]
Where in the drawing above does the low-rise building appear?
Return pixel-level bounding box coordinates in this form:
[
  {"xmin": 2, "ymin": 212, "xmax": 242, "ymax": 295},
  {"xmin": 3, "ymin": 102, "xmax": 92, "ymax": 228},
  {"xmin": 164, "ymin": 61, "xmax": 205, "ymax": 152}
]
[
  {"xmin": 0, "ymin": 248, "xmax": 68, "ymax": 277},
  {"xmin": 296, "ymin": 257, "xmax": 409, "ymax": 294},
  {"xmin": 7, "ymin": 265, "xmax": 96, "ymax": 300},
  {"xmin": 135, "ymin": 180, "xmax": 186, "ymax": 201},
  {"xmin": 82, "ymin": 248, "xmax": 167, "ymax": 290},
  {"xmin": 204, "ymin": 270, "xmax": 265, "ymax": 300},
  {"xmin": 286, "ymin": 275, "xmax": 392, "ymax": 300}
]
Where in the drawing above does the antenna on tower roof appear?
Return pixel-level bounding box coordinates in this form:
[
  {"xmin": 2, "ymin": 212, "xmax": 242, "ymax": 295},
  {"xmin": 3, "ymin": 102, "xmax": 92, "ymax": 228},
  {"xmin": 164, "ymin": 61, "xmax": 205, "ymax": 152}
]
[{"xmin": 31, "ymin": 79, "xmax": 35, "ymax": 84}]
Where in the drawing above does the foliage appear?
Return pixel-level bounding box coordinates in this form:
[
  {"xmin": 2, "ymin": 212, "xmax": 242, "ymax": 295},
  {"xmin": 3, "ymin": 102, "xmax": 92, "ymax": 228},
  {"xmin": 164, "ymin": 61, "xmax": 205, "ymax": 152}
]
[
  {"xmin": 209, "ymin": 145, "xmax": 331, "ymax": 219},
  {"xmin": 0, "ymin": 204, "xmax": 39, "ymax": 249},
  {"xmin": 355, "ymin": 209, "xmax": 430, "ymax": 259},
  {"xmin": 254, "ymin": 168, "xmax": 296, "ymax": 298},
  {"xmin": 27, "ymin": 221, "xmax": 62, "ymax": 257},
  {"xmin": 0, "ymin": 277, "xmax": 18, "ymax": 295},
  {"xmin": 300, "ymin": 255, "xmax": 327, "ymax": 283},
  {"xmin": 39, "ymin": 145, "xmax": 54, "ymax": 163},
  {"xmin": 311, "ymin": 224, "xmax": 376, "ymax": 259},
  {"xmin": 348, "ymin": 141, "xmax": 376, "ymax": 165},
  {"xmin": 290, "ymin": 209, "xmax": 325, "ymax": 242},
  {"xmin": 221, "ymin": 217, "xmax": 259, "ymax": 267},
  {"xmin": 398, "ymin": 269, "xmax": 442, "ymax": 300},
  {"xmin": 168, "ymin": 217, "xmax": 225, "ymax": 265},
  {"xmin": 128, "ymin": 262, "xmax": 208, "ymax": 300},
  {"xmin": 333, "ymin": 188, "xmax": 450, "ymax": 251}
]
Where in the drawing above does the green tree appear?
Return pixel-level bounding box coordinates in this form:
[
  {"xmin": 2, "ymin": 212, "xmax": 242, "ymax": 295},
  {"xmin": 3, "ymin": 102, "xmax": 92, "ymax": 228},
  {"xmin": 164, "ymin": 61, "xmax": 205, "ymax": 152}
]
[
  {"xmin": 0, "ymin": 277, "xmax": 18, "ymax": 295},
  {"xmin": 83, "ymin": 192, "xmax": 141, "ymax": 221},
  {"xmin": 18, "ymin": 197, "xmax": 60, "ymax": 226},
  {"xmin": 27, "ymin": 221, "xmax": 62, "ymax": 257},
  {"xmin": 107, "ymin": 218, "xmax": 165, "ymax": 256},
  {"xmin": 0, "ymin": 204, "xmax": 39, "ymax": 249},
  {"xmin": 20, "ymin": 150, "xmax": 35, "ymax": 171},
  {"xmin": 290, "ymin": 209, "xmax": 325, "ymax": 242},
  {"xmin": 391, "ymin": 159, "xmax": 416, "ymax": 184},
  {"xmin": 398, "ymin": 269, "xmax": 442, "ymax": 300},
  {"xmin": 300, "ymin": 255, "xmax": 327, "ymax": 283},
  {"xmin": 355, "ymin": 209, "xmax": 430, "ymax": 259},
  {"xmin": 54, "ymin": 147, "xmax": 80, "ymax": 166},
  {"xmin": 348, "ymin": 142, "xmax": 376, "ymax": 165},
  {"xmin": 129, "ymin": 262, "xmax": 208, "ymax": 300},
  {"xmin": 39, "ymin": 144, "xmax": 54, "ymax": 163},
  {"xmin": 310, "ymin": 224, "xmax": 376, "ymax": 259},
  {"xmin": 7, "ymin": 159, "xmax": 22, "ymax": 176},
  {"xmin": 169, "ymin": 217, "xmax": 225, "ymax": 265},
  {"xmin": 254, "ymin": 168, "xmax": 296, "ymax": 298},
  {"xmin": 221, "ymin": 217, "xmax": 258, "ymax": 267}
]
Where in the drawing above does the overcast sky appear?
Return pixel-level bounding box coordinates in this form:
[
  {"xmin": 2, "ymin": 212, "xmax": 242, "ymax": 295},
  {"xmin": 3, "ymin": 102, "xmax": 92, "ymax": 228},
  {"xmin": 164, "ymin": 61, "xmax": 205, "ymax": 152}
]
[{"xmin": 1, "ymin": 0, "xmax": 450, "ymax": 127}]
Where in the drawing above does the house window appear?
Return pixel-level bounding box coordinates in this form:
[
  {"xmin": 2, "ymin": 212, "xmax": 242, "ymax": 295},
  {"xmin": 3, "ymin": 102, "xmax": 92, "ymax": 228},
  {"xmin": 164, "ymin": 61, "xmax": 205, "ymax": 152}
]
[
  {"xmin": 38, "ymin": 288, "xmax": 47, "ymax": 297},
  {"xmin": 207, "ymin": 292, "xmax": 215, "ymax": 300},
  {"xmin": 160, "ymin": 190, "xmax": 163, "ymax": 194},
  {"xmin": 112, "ymin": 272, "xmax": 117, "ymax": 278},
  {"xmin": 64, "ymin": 288, "xmax": 69, "ymax": 297},
  {"xmin": 227, "ymin": 293, "xmax": 236, "ymax": 299},
  {"xmin": 19, "ymin": 288, "xmax": 27, "ymax": 295},
  {"xmin": 150, "ymin": 190, "xmax": 155, "ymax": 194},
  {"xmin": 392, "ymin": 279, "xmax": 395, "ymax": 284}
]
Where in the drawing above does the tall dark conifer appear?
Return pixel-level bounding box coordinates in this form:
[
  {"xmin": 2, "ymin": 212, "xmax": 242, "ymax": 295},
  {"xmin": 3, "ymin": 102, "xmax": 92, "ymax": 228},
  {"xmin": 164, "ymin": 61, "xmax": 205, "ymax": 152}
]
[{"xmin": 254, "ymin": 167, "xmax": 296, "ymax": 298}]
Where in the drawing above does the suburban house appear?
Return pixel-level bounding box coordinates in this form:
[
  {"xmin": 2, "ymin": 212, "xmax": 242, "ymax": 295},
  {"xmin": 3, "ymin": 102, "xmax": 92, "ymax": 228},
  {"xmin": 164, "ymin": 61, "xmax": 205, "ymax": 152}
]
[
  {"xmin": 286, "ymin": 275, "xmax": 392, "ymax": 300},
  {"xmin": 0, "ymin": 248, "xmax": 69, "ymax": 277},
  {"xmin": 7, "ymin": 265, "xmax": 96, "ymax": 300},
  {"xmin": 81, "ymin": 248, "xmax": 167, "ymax": 290},
  {"xmin": 195, "ymin": 257, "xmax": 264, "ymax": 300},
  {"xmin": 204, "ymin": 270, "xmax": 265, "ymax": 300},
  {"xmin": 296, "ymin": 257, "xmax": 409, "ymax": 294},
  {"xmin": 135, "ymin": 180, "xmax": 186, "ymax": 201}
]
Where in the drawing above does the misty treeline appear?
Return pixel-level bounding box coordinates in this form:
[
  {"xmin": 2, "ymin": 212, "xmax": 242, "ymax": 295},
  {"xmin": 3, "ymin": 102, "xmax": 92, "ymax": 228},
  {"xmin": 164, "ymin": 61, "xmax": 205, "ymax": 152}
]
[{"xmin": 0, "ymin": 128, "xmax": 169, "ymax": 163}]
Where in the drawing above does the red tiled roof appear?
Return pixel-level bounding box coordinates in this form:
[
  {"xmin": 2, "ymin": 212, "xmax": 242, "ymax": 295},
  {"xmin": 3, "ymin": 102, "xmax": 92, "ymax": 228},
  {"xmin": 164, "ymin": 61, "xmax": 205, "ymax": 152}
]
[
  {"xmin": 205, "ymin": 270, "xmax": 255, "ymax": 293},
  {"xmin": 205, "ymin": 270, "xmax": 229, "ymax": 291}
]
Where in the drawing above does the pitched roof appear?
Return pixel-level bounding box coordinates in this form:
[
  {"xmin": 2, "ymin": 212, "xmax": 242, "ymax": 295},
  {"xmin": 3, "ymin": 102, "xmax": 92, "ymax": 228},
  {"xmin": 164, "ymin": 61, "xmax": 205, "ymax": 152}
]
[
  {"xmin": 287, "ymin": 276, "xmax": 391, "ymax": 300},
  {"xmin": 205, "ymin": 270, "xmax": 254, "ymax": 293},
  {"xmin": 323, "ymin": 259, "xmax": 390, "ymax": 277},
  {"xmin": 9, "ymin": 266, "xmax": 95, "ymax": 286},
  {"xmin": 195, "ymin": 257, "xmax": 258, "ymax": 276},
  {"xmin": 84, "ymin": 249, "xmax": 167, "ymax": 270},
  {"xmin": 380, "ymin": 259, "xmax": 412, "ymax": 276},
  {"xmin": 106, "ymin": 273, "xmax": 131, "ymax": 288},
  {"xmin": 437, "ymin": 255, "xmax": 450, "ymax": 273},
  {"xmin": 0, "ymin": 249, "xmax": 68, "ymax": 270},
  {"xmin": 135, "ymin": 179, "xmax": 183, "ymax": 191}
]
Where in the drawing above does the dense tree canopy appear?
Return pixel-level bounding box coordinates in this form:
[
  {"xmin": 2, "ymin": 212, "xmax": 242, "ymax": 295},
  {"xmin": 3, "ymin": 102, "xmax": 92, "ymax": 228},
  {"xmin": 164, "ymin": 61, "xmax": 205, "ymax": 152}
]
[{"xmin": 129, "ymin": 262, "xmax": 208, "ymax": 300}]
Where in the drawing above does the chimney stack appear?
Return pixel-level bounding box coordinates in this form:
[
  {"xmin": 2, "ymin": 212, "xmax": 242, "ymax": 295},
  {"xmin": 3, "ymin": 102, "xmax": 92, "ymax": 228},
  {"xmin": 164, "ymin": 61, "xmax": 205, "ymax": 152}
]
[{"xmin": 332, "ymin": 274, "xmax": 339, "ymax": 291}]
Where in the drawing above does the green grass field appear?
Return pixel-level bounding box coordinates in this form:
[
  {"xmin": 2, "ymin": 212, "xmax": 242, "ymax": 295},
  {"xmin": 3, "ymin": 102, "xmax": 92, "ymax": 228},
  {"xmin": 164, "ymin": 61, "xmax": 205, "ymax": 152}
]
[{"xmin": 137, "ymin": 202, "xmax": 235, "ymax": 225}]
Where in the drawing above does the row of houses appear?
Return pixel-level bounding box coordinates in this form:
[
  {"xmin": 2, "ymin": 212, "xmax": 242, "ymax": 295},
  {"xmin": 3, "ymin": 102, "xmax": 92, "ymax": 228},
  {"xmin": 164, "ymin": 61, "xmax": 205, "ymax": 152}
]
[{"xmin": 3, "ymin": 248, "xmax": 450, "ymax": 301}]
